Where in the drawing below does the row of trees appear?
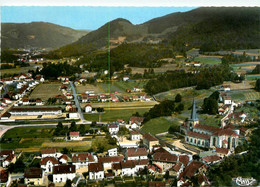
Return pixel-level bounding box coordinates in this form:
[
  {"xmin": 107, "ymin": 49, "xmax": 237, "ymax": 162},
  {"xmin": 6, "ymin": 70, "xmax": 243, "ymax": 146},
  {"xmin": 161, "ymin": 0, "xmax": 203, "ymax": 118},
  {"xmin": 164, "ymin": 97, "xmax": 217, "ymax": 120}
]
[
  {"xmin": 221, "ymin": 53, "xmax": 252, "ymax": 65},
  {"xmin": 144, "ymin": 64, "xmax": 236, "ymax": 95},
  {"xmin": 53, "ymin": 122, "xmax": 86, "ymax": 136}
]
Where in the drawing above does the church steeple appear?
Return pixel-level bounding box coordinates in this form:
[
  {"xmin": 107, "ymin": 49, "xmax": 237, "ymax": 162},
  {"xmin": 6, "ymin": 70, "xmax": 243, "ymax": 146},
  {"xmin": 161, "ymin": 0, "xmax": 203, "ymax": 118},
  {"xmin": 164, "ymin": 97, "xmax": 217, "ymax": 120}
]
[
  {"xmin": 190, "ymin": 99, "xmax": 199, "ymax": 121},
  {"xmin": 189, "ymin": 99, "xmax": 199, "ymax": 128}
]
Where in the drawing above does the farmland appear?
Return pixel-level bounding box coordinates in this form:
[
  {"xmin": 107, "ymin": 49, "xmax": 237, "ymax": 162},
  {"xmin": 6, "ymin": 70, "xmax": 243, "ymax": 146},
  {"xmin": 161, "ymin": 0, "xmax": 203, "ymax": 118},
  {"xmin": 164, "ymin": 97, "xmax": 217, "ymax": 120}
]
[
  {"xmin": 29, "ymin": 83, "xmax": 62, "ymax": 101},
  {"xmin": 84, "ymin": 108, "xmax": 150, "ymax": 122},
  {"xmin": 76, "ymin": 83, "xmax": 104, "ymax": 94},
  {"xmin": 0, "ymin": 63, "xmax": 41, "ymax": 75},
  {"xmin": 194, "ymin": 56, "xmax": 222, "ymax": 65}
]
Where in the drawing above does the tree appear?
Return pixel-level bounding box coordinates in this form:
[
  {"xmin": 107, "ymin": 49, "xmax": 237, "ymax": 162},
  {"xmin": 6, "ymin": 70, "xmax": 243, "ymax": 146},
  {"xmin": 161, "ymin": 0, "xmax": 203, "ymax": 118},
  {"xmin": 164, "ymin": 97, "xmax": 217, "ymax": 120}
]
[
  {"xmin": 175, "ymin": 94, "xmax": 182, "ymax": 102},
  {"xmin": 176, "ymin": 103, "xmax": 184, "ymax": 113},
  {"xmin": 53, "ymin": 122, "xmax": 64, "ymax": 136},
  {"xmin": 78, "ymin": 124, "xmax": 86, "ymax": 136},
  {"xmin": 64, "ymin": 179, "xmax": 72, "ymax": 187},
  {"xmin": 256, "ymin": 79, "xmax": 260, "ymax": 92},
  {"xmin": 69, "ymin": 122, "xmax": 77, "ymax": 132},
  {"xmin": 168, "ymin": 123, "xmax": 180, "ymax": 134}
]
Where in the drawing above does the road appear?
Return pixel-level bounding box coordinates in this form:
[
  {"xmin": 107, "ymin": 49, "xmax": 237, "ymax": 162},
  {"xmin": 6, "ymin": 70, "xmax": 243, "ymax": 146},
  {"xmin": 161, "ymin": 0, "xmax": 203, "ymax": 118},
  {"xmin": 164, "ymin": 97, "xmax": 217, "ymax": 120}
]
[{"xmin": 69, "ymin": 81, "xmax": 86, "ymax": 123}]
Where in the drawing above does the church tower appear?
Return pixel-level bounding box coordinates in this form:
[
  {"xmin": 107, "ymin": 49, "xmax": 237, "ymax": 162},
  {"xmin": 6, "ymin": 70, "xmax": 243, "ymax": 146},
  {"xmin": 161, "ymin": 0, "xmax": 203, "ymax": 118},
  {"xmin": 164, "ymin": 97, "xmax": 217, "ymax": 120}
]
[{"xmin": 188, "ymin": 99, "xmax": 199, "ymax": 129}]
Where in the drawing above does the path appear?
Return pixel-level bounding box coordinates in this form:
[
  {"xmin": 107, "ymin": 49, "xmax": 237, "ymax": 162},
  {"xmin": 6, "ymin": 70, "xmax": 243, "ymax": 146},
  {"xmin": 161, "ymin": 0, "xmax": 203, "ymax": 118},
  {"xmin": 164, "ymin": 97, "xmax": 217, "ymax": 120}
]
[
  {"xmin": 171, "ymin": 140, "xmax": 198, "ymax": 155},
  {"xmin": 70, "ymin": 81, "xmax": 86, "ymax": 123}
]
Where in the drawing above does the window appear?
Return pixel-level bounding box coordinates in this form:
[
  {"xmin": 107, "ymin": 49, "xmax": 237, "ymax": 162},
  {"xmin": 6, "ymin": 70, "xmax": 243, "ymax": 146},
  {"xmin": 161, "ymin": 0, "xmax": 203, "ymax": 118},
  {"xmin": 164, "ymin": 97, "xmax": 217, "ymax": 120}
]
[
  {"xmin": 198, "ymin": 140, "xmax": 200, "ymax": 145},
  {"xmin": 194, "ymin": 139, "xmax": 197, "ymax": 144},
  {"xmin": 202, "ymin": 141, "xmax": 204, "ymax": 145}
]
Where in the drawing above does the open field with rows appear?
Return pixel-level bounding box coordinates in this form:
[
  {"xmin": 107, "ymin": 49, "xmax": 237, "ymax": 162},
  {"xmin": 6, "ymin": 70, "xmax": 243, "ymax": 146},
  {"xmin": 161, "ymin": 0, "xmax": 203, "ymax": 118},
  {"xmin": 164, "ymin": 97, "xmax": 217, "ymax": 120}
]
[
  {"xmin": 76, "ymin": 83, "xmax": 104, "ymax": 94},
  {"xmin": 29, "ymin": 83, "xmax": 62, "ymax": 101}
]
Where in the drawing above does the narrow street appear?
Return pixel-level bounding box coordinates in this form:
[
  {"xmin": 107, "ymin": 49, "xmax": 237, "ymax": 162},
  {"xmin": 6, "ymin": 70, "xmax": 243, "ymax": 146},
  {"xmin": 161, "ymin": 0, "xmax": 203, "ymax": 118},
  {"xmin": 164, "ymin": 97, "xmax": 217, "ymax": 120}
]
[{"xmin": 69, "ymin": 81, "xmax": 86, "ymax": 123}]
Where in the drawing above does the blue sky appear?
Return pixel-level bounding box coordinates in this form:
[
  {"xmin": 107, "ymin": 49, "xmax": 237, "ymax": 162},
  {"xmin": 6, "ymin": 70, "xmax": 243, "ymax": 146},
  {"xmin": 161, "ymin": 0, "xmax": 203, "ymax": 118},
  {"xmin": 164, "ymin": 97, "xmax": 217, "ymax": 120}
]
[{"xmin": 1, "ymin": 6, "xmax": 196, "ymax": 30}]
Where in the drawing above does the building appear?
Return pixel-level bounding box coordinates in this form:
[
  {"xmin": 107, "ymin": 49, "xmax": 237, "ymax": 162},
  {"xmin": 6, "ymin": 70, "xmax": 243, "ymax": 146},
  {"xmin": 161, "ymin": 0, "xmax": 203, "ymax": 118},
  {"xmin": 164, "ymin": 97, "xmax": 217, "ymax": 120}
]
[
  {"xmin": 40, "ymin": 157, "xmax": 59, "ymax": 173},
  {"xmin": 24, "ymin": 168, "xmax": 44, "ymax": 186},
  {"xmin": 0, "ymin": 169, "xmax": 11, "ymax": 187},
  {"xmin": 181, "ymin": 100, "xmax": 239, "ymax": 150},
  {"xmin": 108, "ymin": 124, "xmax": 119, "ymax": 135},
  {"xmin": 143, "ymin": 133, "xmax": 160, "ymax": 151},
  {"xmin": 72, "ymin": 153, "xmax": 97, "ymax": 169},
  {"xmin": 69, "ymin": 132, "xmax": 80, "ymax": 140},
  {"xmin": 130, "ymin": 131, "xmax": 141, "ymax": 140},
  {"xmin": 9, "ymin": 107, "xmax": 62, "ymax": 116},
  {"xmin": 85, "ymin": 104, "xmax": 92, "ymax": 113},
  {"xmin": 53, "ymin": 165, "xmax": 76, "ymax": 183},
  {"xmin": 0, "ymin": 150, "xmax": 16, "ymax": 168},
  {"xmin": 59, "ymin": 154, "xmax": 69, "ymax": 164},
  {"xmin": 88, "ymin": 163, "xmax": 104, "ymax": 180},
  {"xmin": 98, "ymin": 156, "xmax": 123, "ymax": 171},
  {"xmin": 126, "ymin": 148, "xmax": 148, "ymax": 160},
  {"xmin": 108, "ymin": 148, "xmax": 118, "ymax": 157},
  {"xmin": 41, "ymin": 149, "xmax": 62, "ymax": 159}
]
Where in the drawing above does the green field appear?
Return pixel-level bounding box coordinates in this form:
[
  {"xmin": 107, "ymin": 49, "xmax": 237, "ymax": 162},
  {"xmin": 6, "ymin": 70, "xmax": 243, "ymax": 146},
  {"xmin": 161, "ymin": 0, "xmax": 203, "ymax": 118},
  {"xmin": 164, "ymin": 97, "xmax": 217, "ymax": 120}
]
[
  {"xmin": 113, "ymin": 80, "xmax": 148, "ymax": 91},
  {"xmin": 141, "ymin": 117, "xmax": 177, "ymax": 135},
  {"xmin": 84, "ymin": 108, "xmax": 150, "ymax": 122},
  {"xmin": 245, "ymin": 74, "xmax": 260, "ymax": 80},
  {"xmin": 194, "ymin": 56, "xmax": 222, "ymax": 65},
  {"xmin": 0, "ymin": 126, "xmax": 55, "ymax": 150}
]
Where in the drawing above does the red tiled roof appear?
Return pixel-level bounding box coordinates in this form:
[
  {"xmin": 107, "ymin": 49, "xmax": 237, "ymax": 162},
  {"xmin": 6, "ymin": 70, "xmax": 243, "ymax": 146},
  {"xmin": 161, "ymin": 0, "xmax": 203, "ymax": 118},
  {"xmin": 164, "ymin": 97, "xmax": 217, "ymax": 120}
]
[
  {"xmin": 126, "ymin": 148, "xmax": 147, "ymax": 157},
  {"xmin": 143, "ymin": 133, "xmax": 158, "ymax": 142},
  {"xmin": 88, "ymin": 162, "xmax": 103, "ymax": 172},
  {"xmin": 216, "ymin": 147, "xmax": 229, "ymax": 155},
  {"xmin": 187, "ymin": 131, "xmax": 210, "ymax": 140},
  {"xmin": 212, "ymin": 128, "xmax": 239, "ymax": 137},
  {"xmin": 24, "ymin": 168, "xmax": 42, "ymax": 178},
  {"xmin": 179, "ymin": 161, "xmax": 205, "ymax": 179},
  {"xmin": 41, "ymin": 148, "xmax": 57, "ymax": 154},
  {"xmin": 4, "ymin": 154, "xmax": 15, "ymax": 162},
  {"xmin": 40, "ymin": 157, "xmax": 59, "ymax": 165},
  {"xmin": 112, "ymin": 163, "xmax": 122, "ymax": 170},
  {"xmin": 179, "ymin": 155, "xmax": 189, "ymax": 166},
  {"xmin": 72, "ymin": 153, "xmax": 94, "ymax": 162},
  {"xmin": 153, "ymin": 151, "xmax": 177, "ymax": 163},
  {"xmin": 69, "ymin": 131, "xmax": 79, "ymax": 136},
  {"xmin": 120, "ymin": 160, "xmax": 136, "ymax": 169},
  {"xmin": 202, "ymin": 155, "xmax": 221, "ymax": 163},
  {"xmin": 0, "ymin": 169, "xmax": 9, "ymax": 183},
  {"xmin": 130, "ymin": 116, "xmax": 144, "ymax": 123},
  {"xmin": 59, "ymin": 154, "xmax": 69, "ymax": 161},
  {"xmin": 194, "ymin": 124, "xmax": 220, "ymax": 132},
  {"xmin": 130, "ymin": 130, "xmax": 140, "ymax": 135},
  {"xmin": 53, "ymin": 165, "xmax": 75, "ymax": 174},
  {"xmin": 172, "ymin": 162, "xmax": 182, "ymax": 172},
  {"xmin": 99, "ymin": 156, "xmax": 123, "ymax": 163},
  {"xmin": 148, "ymin": 181, "xmax": 165, "ymax": 187},
  {"xmin": 0, "ymin": 150, "xmax": 13, "ymax": 156},
  {"xmin": 108, "ymin": 124, "xmax": 118, "ymax": 128},
  {"xmin": 136, "ymin": 159, "xmax": 149, "ymax": 166}
]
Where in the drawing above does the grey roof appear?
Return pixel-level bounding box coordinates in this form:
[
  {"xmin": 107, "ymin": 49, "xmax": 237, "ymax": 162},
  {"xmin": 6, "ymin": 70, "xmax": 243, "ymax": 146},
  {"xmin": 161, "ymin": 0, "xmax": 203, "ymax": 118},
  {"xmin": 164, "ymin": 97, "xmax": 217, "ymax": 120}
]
[{"xmin": 190, "ymin": 99, "xmax": 199, "ymax": 121}]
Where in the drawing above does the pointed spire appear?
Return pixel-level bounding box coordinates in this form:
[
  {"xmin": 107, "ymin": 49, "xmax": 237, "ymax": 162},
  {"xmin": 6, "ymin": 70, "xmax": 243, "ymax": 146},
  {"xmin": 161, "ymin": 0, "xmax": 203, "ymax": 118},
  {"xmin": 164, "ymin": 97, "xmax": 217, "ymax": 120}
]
[{"xmin": 190, "ymin": 99, "xmax": 199, "ymax": 121}]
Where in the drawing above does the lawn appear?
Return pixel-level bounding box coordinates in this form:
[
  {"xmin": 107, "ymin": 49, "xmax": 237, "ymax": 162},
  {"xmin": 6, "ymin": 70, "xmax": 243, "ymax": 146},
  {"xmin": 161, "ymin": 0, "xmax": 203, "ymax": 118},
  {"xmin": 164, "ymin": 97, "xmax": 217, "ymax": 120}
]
[
  {"xmin": 113, "ymin": 80, "xmax": 148, "ymax": 91},
  {"xmin": 84, "ymin": 108, "xmax": 150, "ymax": 122},
  {"xmin": 194, "ymin": 56, "xmax": 222, "ymax": 65},
  {"xmin": 0, "ymin": 63, "xmax": 40, "ymax": 75},
  {"xmin": 141, "ymin": 117, "xmax": 176, "ymax": 135},
  {"xmin": 29, "ymin": 83, "xmax": 63, "ymax": 101}
]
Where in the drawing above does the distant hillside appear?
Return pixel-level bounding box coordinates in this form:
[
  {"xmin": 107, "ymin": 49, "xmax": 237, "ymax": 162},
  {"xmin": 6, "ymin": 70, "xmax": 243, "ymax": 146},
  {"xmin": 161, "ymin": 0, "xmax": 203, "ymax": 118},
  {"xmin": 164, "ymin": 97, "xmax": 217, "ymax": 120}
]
[
  {"xmin": 1, "ymin": 22, "xmax": 89, "ymax": 49},
  {"xmin": 55, "ymin": 7, "xmax": 260, "ymax": 57}
]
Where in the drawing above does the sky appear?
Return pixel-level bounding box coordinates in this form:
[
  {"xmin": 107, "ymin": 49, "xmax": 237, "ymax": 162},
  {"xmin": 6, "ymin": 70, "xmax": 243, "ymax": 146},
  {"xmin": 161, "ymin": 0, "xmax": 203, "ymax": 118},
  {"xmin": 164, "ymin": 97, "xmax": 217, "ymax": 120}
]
[{"xmin": 1, "ymin": 6, "xmax": 197, "ymax": 30}]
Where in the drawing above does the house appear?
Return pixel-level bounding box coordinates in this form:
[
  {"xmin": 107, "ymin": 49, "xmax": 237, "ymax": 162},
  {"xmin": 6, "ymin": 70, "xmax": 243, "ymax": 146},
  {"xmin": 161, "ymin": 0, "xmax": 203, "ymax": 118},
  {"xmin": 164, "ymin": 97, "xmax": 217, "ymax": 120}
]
[
  {"xmin": 202, "ymin": 155, "xmax": 222, "ymax": 165},
  {"xmin": 72, "ymin": 153, "xmax": 97, "ymax": 169},
  {"xmin": 223, "ymin": 95, "xmax": 232, "ymax": 105},
  {"xmin": 81, "ymin": 94, "xmax": 89, "ymax": 103},
  {"xmin": 22, "ymin": 98, "xmax": 30, "ymax": 105},
  {"xmin": 129, "ymin": 116, "xmax": 144, "ymax": 126},
  {"xmin": 197, "ymin": 173, "xmax": 211, "ymax": 187},
  {"xmin": 126, "ymin": 148, "xmax": 148, "ymax": 160},
  {"xmin": 88, "ymin": 162, "xmax": 104, "ymax": 180},
  {"xmin": 65, "ymin": 104, "xmax": 73, "ymax": 112},
  {"xmin": 24, "ymin": 168, "xmax": 44, "ymax": 186},
  {"xmin": 121, "ymin": 160, "xmax": 136, "ymax": 176},
  {"xmin": 143, "ymin": 133, "xmax": 160, "ymax": 151},
  {"xmin": 69, "ymin": 132, "xmax": 80, "ymax": 140},
  {"xmin": 68, "ymin": 108, "xmax": 78, "ymax": 119},
  {"xmin": 40, "ymin": 157, "xmax": 59, "ymax": 173},
  {"xmin": 130, "ymin": 131, "xmax": 141, "ymax": 140},
  {"xmin": 218, "ymin": 104, "xmax": 230, "ymax": 115},
  {"xmin": 169, "ymin": 162, "xmax": 184, "ymax": 178},
  {"xmin": 41, "ymin": 149, "xmax": 62, "ymax": 159},
  {"xmin": 3, "ymin": 98, "xmax": 12, "ymax": 104},
  {"xmin": 0, "ymin": 112, "xmax": 11, "ymax": 120},
  {"xmin": 222, "ymin": 85, "xmax": 231, "ymax": 92},
  {"xmin": 133, "ymin": 87, "xmax": 142, "ymax": 92},
  {"xmin": 108, "ymin": 148, "xmax": 118, "ymax": 157},
  {"xmin": 228, "ymin": 112, "xmax": 247, "ymax": 123},
  {"xmin": 59, "ymin": 154, "xmax": 69, "ymax": 164},
  {"xmin": 36, "ymin": 99, "xmax": 43, "ymax": 106},
  {"xmin": 53, "ymin": 165, "xmax": 76, "ymax": 183},
  {"xmin": 0, "ymin": 150, "xmax": 16, "ymax": 168},
  {"xmin": 215, "ymin": 147, "xmax": 231, "ymax": 158},
  {"xmin": 98, "ymin": 156, "xmax": 123, "ymax": 171},
  {"xmin": 122, "ymin": 76, "xmax": 129, "ymax": 81},
  {"xmin": 108, "ymin": 124, "xmax": 119, "ymax": 135},
  {"xmin": 85, "ymin": 104, "xmax": 92, "ymax": 113},
  {"xmin": 0, "ymin": 169, "xmax": 11, "ymax": 187},
  {"xmin": 152, "ymin": 149, "xmax": 178, "ymax": 173}
]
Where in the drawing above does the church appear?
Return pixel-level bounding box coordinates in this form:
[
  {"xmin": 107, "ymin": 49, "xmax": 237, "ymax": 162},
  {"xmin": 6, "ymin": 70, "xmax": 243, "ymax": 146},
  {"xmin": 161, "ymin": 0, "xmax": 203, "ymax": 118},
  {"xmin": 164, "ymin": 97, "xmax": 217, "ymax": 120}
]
[{"xmin": 180, "ymin": 100, "xmax": 239, "ymax": 150}]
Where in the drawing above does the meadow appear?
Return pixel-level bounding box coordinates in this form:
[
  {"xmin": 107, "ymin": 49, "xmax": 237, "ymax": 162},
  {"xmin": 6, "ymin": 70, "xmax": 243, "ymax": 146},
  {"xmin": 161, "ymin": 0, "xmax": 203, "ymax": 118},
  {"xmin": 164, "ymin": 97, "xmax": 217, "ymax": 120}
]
[{"xmin": 29, "ymin": 83, "xmax": 62, "ymax": 101}]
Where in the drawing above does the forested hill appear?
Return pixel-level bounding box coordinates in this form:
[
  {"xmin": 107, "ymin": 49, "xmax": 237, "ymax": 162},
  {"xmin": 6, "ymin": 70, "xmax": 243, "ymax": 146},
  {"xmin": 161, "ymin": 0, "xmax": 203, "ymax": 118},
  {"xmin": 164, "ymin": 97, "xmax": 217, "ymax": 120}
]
[
  {"xmin": 54, "ymin": 7, "xmax": 260, "ymax": 57},
  {"xmin": 1, "ymin": 22, "xmax": 89, "ymax": 49}
]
